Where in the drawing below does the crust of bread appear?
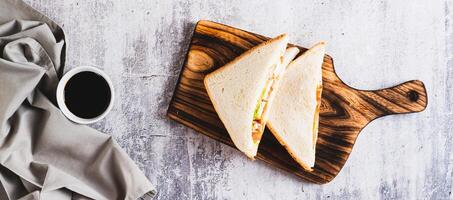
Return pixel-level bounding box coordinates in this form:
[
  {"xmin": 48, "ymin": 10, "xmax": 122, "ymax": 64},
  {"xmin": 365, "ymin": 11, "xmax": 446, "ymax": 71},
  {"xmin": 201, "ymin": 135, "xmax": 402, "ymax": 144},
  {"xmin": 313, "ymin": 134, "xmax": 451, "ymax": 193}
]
[{"xmin": 267, "ymin": 42, "xmax": 326, "ymax": 170}]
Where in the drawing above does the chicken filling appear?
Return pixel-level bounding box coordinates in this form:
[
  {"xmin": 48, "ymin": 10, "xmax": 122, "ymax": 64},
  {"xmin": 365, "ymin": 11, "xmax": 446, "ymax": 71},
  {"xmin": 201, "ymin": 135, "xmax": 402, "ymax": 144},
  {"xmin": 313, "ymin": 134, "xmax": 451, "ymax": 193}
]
[{"xmin": 251, "ymin": 61, "xmax": 284, "ymax": 143}]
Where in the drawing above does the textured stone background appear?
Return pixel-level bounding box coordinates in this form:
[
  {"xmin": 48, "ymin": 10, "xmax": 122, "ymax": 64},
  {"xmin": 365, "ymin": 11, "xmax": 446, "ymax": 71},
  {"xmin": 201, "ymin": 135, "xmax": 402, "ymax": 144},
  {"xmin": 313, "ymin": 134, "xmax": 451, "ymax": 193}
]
[{"xmin": 24, "ymin": 0, "xmax": 452, "ymax": 199}]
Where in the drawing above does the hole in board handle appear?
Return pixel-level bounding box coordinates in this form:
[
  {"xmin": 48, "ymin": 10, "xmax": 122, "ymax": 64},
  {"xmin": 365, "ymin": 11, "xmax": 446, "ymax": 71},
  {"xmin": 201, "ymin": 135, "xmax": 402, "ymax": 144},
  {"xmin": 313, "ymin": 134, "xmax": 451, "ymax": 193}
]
[{"xmin": 407, "ymin": 90, "xmax": 419, "ymax": 102}]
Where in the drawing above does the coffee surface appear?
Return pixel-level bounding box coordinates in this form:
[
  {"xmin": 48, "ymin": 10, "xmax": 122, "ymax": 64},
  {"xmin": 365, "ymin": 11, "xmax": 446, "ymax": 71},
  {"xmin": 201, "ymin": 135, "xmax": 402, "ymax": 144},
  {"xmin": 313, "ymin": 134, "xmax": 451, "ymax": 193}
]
[{"xmin": 64, "ymin": 71, "xmax": 111, "ymax": 119}]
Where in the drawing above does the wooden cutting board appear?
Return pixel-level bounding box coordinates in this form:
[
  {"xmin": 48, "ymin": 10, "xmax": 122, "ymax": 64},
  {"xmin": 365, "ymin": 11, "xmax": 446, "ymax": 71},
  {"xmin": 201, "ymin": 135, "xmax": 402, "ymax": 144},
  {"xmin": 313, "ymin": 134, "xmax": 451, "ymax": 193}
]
[{"xmin": 167, "ymin": 20, "xmax": 428, "ymax": 184}]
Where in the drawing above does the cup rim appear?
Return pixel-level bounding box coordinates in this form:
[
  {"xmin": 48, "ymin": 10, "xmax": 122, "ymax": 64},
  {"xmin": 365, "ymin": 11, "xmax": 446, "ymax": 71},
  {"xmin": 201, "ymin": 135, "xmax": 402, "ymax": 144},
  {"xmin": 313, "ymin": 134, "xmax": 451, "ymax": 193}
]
[{"xmin": 56, "ymin": 66, "xmax": 115, "ymax": 124}]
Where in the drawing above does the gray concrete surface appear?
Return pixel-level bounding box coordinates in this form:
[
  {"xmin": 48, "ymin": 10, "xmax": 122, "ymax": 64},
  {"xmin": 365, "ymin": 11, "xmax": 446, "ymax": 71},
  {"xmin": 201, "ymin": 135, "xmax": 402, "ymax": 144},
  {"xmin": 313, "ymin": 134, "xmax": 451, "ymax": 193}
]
[{"xmin": 23, "ymin": 0, "xmax": 452, "ymax": 199}]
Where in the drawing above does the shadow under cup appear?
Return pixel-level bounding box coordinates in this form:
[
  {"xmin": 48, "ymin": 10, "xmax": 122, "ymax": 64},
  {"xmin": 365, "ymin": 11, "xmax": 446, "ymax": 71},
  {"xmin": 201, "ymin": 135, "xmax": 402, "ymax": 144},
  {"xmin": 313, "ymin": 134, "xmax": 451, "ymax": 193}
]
[{"xmin": 56, "ymin": 66, "xmax": 114, "ymax": 124}]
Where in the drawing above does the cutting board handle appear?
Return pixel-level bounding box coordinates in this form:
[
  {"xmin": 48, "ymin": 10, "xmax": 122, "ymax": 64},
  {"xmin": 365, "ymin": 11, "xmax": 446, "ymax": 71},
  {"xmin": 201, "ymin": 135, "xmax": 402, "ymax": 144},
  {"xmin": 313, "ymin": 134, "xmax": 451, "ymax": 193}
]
[{"xmin": 357, "ymin": 80, "xmax": 428, "ymax": 118}]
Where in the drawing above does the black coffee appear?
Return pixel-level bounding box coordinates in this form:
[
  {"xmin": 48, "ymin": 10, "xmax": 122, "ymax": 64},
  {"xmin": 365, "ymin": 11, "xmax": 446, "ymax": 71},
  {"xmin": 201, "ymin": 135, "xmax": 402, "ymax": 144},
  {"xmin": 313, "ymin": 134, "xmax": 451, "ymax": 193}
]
[{"xmin": 64, "ymin": 71, "xmax": 111, "ymax": 119}]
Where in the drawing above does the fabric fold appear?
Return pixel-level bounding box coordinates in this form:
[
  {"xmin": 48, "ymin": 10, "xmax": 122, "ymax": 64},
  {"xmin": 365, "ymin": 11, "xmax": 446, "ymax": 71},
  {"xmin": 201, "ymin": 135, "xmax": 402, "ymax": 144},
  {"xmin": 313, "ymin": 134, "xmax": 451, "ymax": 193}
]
[{"xmin": 0, "ymin": 1, "xmax": 156, "ymax": 199}]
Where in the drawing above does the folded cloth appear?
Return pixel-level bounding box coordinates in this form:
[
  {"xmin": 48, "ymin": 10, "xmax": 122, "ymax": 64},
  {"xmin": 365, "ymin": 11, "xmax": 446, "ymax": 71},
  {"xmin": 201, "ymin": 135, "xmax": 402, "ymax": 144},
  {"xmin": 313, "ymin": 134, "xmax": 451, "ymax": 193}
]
[{"xmin": 0, "ymin": 0, "xmax": 156, "ymax": 199}]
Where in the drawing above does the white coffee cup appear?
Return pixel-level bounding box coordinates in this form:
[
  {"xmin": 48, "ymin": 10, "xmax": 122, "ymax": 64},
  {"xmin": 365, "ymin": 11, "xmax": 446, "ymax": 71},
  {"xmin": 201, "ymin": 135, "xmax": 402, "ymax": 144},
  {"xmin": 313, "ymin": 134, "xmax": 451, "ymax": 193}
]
[{"xmin": 56, "ymin": 66, "xmax": 115, "ymax": 124}]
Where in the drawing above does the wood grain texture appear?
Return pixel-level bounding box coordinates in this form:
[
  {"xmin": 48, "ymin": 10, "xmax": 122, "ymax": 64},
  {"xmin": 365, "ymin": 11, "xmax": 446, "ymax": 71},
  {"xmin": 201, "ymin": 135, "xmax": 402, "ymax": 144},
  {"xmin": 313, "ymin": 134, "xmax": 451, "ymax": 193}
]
[{"xmin": 167, "ymin": 20, "xmax": 428, "ymax": 184}]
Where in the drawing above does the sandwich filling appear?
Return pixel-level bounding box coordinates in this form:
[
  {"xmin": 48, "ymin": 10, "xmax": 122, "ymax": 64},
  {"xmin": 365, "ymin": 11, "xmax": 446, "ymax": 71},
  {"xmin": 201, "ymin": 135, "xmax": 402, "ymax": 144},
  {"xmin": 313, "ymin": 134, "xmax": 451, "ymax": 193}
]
[
  {"xmin": 312, "ymin": 84, "xmax": 322, "ymax": 149},
  {"xmin": 251, "ymin": 60, "xmax": 285, "ymax": 143}
]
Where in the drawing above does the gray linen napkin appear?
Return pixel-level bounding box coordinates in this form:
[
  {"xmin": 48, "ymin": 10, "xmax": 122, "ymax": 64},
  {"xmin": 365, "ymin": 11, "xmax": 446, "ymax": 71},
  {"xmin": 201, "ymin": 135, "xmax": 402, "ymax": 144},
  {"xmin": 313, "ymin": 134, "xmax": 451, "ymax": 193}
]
[{"xmin": 0, "ymin": 0, "xmax": 156, "ymax": 199}]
